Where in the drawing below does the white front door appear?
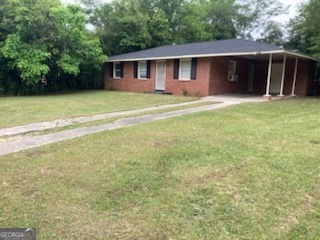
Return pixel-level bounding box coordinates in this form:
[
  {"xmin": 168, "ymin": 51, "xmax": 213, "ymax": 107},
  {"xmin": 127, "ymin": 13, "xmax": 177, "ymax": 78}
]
[
  {"xmin": 270, "ymin": 63, "xmax": 283, "ymax": 94},
  {"xmin": 156, "ymin": 60, "xmax": 166, "ymax": 91}
]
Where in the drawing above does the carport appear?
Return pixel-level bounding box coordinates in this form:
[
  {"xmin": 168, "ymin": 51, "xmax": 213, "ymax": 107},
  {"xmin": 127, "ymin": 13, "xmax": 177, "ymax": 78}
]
[{"xmin": 246, "ymin": 50, "xmax": 318, "ymax": 100}]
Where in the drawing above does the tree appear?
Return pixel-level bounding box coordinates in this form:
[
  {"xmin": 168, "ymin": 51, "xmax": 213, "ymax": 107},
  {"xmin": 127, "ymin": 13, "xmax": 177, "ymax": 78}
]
[
  {"xmin": 148, "ymin": 10, "xmax": 172, "ymax": 47},
  {"xmin": 235, "ymin": 0, "xmax": 286, "ymax": 39},
  {"xmin": 153, "ymin": 0, "xmax": 185, "ymax": 36},
  {"xmin": 0, "ymin": 0, "xmax": 17, "ymax": 43},
  {"xmin": 87, "ymin": 0, "xmax": 151, "ymax": 55},
  {"xmin": 82, "ymin": 0, "xmax": 286, "ymax": 55},
  {"xmin": 112, "ymin": 0, "xmax": 152, "ymax": 54},
  {"xmin": 173, "ymin": 0, "xmax": 211, "ymax": 43},
  {"xmin": 204, "ymin": 0, "xmax": 238, "ymax": 40},
  {"xmin": 84, "ymin": 0, "xmax": 172, "ymax": 55},
  {"xmin": 256, "ymin": 21, "xmax": 284, "ymax": 46},
  {"xmin": 1, "ymin": 34, "xmax": 51, "ymax": 85},
  {"xmin": 0, "ymin": 0, "xmax": 107, "ymax": 94},
  {"xmin": 50, "ymin": 5, "xmax": 107, "ymax": 76},
  {"xmin": 0, "ymin": 0, "xmax": 61, "ymax": 92},
  {"xmin": 286, "ymin": 0, "xmax": 320, "ymax": 58}
]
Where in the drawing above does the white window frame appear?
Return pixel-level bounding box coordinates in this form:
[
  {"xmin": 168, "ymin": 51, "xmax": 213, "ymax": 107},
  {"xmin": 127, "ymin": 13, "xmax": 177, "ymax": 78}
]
[
  {"xmin": 113, "ymin": 62, "xmax": 121, "ymax": 79},
  {"xmin": 138, "ymin": 61, "xmax": 147, "ymax": 80},
  {"xmin": 179, "ymin": 58, "xmax": 192, "ymax": 81}
]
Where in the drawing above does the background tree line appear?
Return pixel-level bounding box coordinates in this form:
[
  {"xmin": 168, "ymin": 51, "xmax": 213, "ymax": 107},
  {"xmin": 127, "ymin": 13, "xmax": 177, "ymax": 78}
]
[
  {"xmin": 83, "ymin": 0, "xmax": 286, "ymax": 55},
  {"xmin": 0, "ymin": 0, "xmax": 319, "ymax": 95}
]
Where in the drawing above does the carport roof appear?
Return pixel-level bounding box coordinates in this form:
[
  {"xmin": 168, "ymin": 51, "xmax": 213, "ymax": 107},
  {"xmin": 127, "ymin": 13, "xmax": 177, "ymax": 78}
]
[{"xmin": 108, "ymin": 38, "xmax": 318, "ymax": 62}]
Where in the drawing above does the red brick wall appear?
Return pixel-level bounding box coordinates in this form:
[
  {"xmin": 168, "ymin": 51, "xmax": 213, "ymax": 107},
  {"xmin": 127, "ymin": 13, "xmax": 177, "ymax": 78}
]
[
  {"xmin": 105, "ymin": 58, "xmax": 211, "ymax": 96},
  {"xmin": 165, "ymin": 58, "xmax": 211, "ymax": 96},
  {"xmin": 208, "ymin": 57, "xmax": 252, "ymax": 95},
  {"xmin": 294, "ymin": 59, "xmax": 316, "ymax": 96},
  {"xmin": 104, "ymin": 61, "xmax": 156, "ymax": 93}
]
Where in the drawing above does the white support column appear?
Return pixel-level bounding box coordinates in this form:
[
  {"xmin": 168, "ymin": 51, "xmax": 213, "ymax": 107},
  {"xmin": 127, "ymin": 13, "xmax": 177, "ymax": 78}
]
[
  {"xmin": 264, "ymin": 53, "xmax": 273, "ymax": 99},
  {"xmin": 291, "ymin": 58, "xmax": 299, "ymax": 96},
  {"xmin": 278, "ymin": 54, "xmax": 287, "ymax": 97}
]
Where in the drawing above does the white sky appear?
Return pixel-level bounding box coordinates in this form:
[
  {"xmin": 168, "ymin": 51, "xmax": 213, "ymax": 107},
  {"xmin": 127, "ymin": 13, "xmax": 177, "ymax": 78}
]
[{"xmin": 274, "ymin": 0, "xmax": 306, "ymax": 23}]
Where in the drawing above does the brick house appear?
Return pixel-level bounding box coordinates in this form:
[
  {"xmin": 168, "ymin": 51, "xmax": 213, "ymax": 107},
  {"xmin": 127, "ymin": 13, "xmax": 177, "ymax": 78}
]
[{"xmin": 105, "ymin": 39, "xmax": 318, "ymax": 98}]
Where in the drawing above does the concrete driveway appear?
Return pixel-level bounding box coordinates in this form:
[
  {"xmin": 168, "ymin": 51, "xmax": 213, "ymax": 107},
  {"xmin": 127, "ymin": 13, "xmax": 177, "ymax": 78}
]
[{"xmin": 0, "ymin": 95, "xmax": 264, "ymax": 156}]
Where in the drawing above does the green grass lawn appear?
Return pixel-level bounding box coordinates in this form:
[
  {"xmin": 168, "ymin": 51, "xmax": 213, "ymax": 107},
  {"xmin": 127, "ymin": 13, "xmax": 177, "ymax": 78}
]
[
  {"xmin": 0, "ymin": 90, "xmax": 197, "ymax": 128},
  {"xmin": 1, "ymin": 98, "xmax": 320, "ymax": 239}
]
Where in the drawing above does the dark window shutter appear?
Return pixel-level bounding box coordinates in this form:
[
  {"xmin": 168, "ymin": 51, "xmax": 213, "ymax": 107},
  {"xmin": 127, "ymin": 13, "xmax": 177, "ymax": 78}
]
[
  {"xmin": 191, "ymin": 58, "xmax": 197, "ymax": 80},
  {"xmin": 174, "ymin": 59, "xmax": 179, "ymax": 79},
  {"xmin": 120, "ymin": 62, "xmax": 124, "ymax": 78},
  {"xmin": 134, "ymin": 61, "xmax": 138, "ymax": 78},
  {"xmin": 146, "ymin": 60, "xmax": 151, "ymax": 78},
  {"xmin": 110, "ymin": 62, "xmax": 114, "ymax": 78}
]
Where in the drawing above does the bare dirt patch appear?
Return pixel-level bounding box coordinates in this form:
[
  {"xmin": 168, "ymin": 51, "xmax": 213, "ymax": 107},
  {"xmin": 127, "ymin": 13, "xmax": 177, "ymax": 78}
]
[{"xmin": 277, "ymin": 194, "xmax": 316, "ymax": 234}]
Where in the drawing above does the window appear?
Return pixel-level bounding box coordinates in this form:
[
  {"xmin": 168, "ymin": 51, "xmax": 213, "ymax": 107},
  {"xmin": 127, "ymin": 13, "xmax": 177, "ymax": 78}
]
[
  {"xmin": 179, "ymin": 59, "xmax": 192, "ymax": 80},
  {"xmin": 228, "ymin": 60, "xmax": 237, "ymax": 74},
  {"xmin": 174, "ymin": 58, "xmax": 197, "ymax": 80},
  {"xmin": 113, "ymin": 62, "xmax": 122, "ymax": 78},
  {"xmin": 134, "ymin": 61, "xmax": 150, "ymax": 79},
  {"xmin": 228, "ymin": 60, "xmax": 238, "ymax": 82},
  {"xmin": 139, "ymin": 61, "xmax": 147, "ymax": 79}
]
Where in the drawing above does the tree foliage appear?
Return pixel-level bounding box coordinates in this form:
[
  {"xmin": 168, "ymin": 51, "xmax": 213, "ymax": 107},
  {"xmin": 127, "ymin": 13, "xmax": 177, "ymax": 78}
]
[
  {"xmin": 287, "ymin": 0, "xmax": 320, "ymax": 58},
  {"xmin": 82, "ymin": 0, "xmax": 285, "ymax": 56},
  {"xmin": 1, "ymin": 34, "xmax": 51, "ymax": 85},
  {"xmin": 235, "ymin": 0, "xmax": 285, "ymax": 39},
  {"xmin": 256, "ymin": 21, "xmax": 284, "ymax": 46},
  {"xmin": 0, "ymin": 0, "xmax": 107, "ymax": 94}
]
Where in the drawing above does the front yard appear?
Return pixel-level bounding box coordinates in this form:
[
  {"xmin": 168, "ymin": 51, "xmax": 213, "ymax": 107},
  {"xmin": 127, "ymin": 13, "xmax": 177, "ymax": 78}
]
[
  {"xmin": 0, "ymin": 96, "xmax": 320, "ymax": 239},
  {"xmin": 0, "ymin": 90, "xmax": 197, "ymax": 128}
]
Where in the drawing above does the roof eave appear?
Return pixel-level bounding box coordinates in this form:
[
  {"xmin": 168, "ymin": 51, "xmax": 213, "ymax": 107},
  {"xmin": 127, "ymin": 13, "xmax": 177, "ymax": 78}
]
[
  {"xmin": 282, "ymin": 50, "xmax": 319, "ymax": 62},
  {"xmin": 108, "ymin": 49, "xmax": 319, "ymax": 62}
]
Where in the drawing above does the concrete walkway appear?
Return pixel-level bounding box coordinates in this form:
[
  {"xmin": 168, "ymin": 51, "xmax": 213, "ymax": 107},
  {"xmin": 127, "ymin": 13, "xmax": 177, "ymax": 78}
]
[
  {"xmin": 0, "ymin": 95, "xmax": 263, "ymax": 156},
  {"xmin": 0, "ymin": 98, "xmax": 214, "ymax": 138}
]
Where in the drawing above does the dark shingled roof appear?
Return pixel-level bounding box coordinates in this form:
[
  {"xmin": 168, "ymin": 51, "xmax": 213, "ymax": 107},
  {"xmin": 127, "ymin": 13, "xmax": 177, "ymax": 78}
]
[{"xmin": 108, "ymin": 39, "xmax": 283, "ymax": 61}]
